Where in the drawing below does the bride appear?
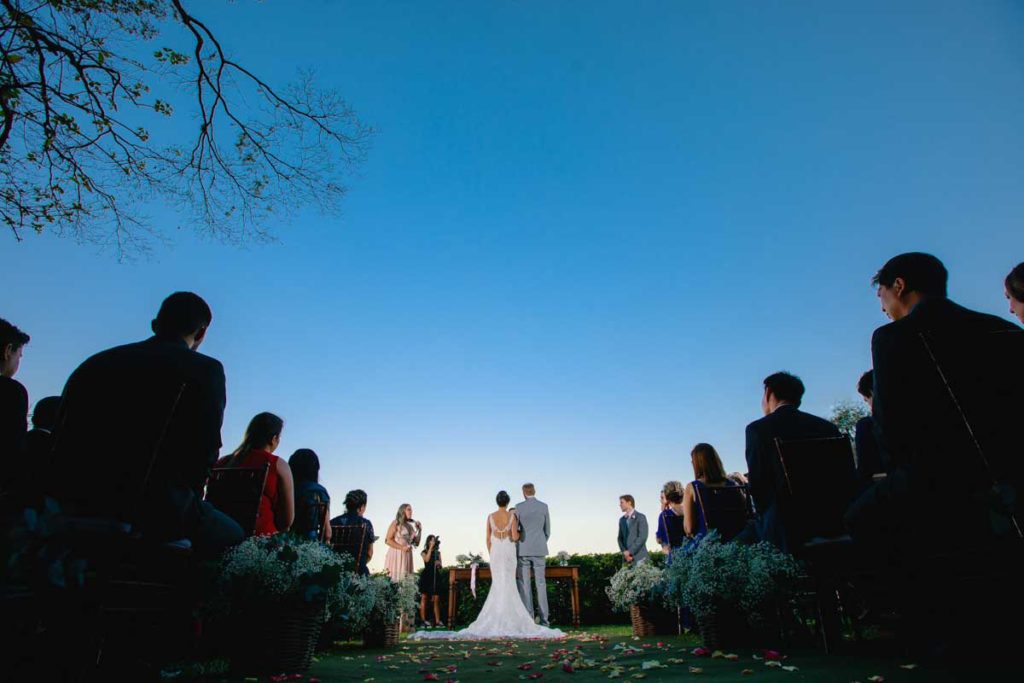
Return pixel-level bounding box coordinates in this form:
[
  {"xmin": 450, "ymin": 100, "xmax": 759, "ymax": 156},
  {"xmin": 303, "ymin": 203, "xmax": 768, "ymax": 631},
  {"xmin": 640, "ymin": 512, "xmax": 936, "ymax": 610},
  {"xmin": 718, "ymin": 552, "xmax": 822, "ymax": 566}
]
[{"xmin": 411, "ymin": 490, "xmax": 564, "ymax": 640}]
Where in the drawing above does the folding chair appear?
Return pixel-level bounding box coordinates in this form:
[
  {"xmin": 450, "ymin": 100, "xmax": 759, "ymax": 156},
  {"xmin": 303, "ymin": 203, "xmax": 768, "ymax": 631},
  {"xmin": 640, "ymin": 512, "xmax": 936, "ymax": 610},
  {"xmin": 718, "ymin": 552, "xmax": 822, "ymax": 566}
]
[
  {"xmin": 204, "ymin": 465, "xmax": 269, "ymax": 538},
  {"xmin": 331, "ymin": 524, "xmax": 368, "ymax": 572},
  {"xmin": 694, "ymin": 483, "xmax": 752, "ymax": 542},
  {"xmin": 773, "ymin": 436, "xmax": 858, "ymax": 653}
]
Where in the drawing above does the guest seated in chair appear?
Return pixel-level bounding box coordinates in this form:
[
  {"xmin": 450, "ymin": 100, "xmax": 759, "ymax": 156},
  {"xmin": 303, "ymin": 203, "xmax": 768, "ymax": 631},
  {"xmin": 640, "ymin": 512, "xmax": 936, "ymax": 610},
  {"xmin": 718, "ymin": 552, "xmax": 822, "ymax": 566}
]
[
  {"xmin": 49, "ymin": 292, "xmax": 243, "ymax": 555},
  {"xmin": 289, "ymin": 448, "xmax": 331, "ymax": 542},
  {"xmin": 0, "ymin": 318, "xmax": 30, "ymax": 488},
  {"xmin": 8, "ymin": 396, "xmax": 61, "ymax": 508},
  {"xmin": 682, "ymin": 443, "xmax": 741, "ymax": 549},
  {"xmin": 737, "ymin": 371, "xmax": 841, "ymax": 551},
  {"xmin": 331, "ymin": 489, "xmax": 375, "ymax": 575},
  {"xmin": 217, "ymin": 412, "xmax": 294, "ymax": 536},
  {"xmin": 853, "ymin": 370, "xmax": 886, "ymax": 490}
]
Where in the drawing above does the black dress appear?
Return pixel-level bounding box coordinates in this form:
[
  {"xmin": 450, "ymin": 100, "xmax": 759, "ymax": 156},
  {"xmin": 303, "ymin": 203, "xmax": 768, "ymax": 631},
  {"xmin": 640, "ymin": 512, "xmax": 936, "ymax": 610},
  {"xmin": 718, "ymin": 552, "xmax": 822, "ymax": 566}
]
[{"xmin": 419, "ymin": 549, "xmax": 442, "ymax": 596}]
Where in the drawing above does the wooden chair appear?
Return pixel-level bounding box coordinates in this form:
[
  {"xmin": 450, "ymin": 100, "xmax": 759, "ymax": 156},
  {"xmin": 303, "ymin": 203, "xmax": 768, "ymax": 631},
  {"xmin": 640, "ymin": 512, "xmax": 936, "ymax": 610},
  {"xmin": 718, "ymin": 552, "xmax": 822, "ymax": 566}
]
[
  {"xmin": 331, "ymin": 524, "xmax": 368, "ymax": 571},
  {"xmin": 662, "ymin": 512, "xmax": 686, "ymax": 549},
  {"xmin": 694, "ymin": 483, "xmax": 752, "ymax": 542},
  {"xmin": 204, "ymin": 465, "xmax": 269, "ymax": 537}
]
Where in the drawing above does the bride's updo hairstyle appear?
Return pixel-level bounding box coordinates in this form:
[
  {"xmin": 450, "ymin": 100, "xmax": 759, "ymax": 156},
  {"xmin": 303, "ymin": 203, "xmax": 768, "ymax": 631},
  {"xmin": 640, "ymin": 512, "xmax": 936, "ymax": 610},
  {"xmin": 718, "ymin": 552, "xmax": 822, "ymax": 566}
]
[{"xmin": 496, "ymin": 490, "xmax": 511, "ymax": 507}]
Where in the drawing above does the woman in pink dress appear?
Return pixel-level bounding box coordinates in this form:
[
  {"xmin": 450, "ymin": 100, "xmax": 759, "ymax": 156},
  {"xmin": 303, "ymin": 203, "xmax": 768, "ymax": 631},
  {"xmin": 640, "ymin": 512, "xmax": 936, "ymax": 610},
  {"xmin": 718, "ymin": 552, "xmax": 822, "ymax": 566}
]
[{"xmin": 384, "ymin": 503, "xmax": 421, "ymax": 581}]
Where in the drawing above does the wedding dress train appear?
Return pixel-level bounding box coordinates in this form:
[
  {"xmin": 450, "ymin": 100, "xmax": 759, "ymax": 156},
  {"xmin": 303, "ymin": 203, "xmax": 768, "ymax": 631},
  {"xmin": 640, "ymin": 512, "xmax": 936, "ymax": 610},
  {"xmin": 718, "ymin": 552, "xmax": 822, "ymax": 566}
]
[{"xmin": 410, "ymin": 514, "xmax": 565, "ymax": 640}]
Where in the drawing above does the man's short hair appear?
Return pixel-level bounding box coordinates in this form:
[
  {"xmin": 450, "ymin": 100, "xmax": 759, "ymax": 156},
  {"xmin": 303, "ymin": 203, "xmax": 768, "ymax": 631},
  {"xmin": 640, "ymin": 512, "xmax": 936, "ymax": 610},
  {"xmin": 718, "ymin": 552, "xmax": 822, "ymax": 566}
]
[
  {"xmin": 31, "ymin": 396, "xmax": 62, "ymax": 430},
  {"xmin": 522, "ymin": 483, "xmax": 536, "ymax": 496},
  {"xmin": 871, "ymin": 252, "xmax": 948, "ymax": 298},
  {"xmin": 0, "ymin": 318, "xmax": 30, "ymax": 351},
  {"xmin": 857, "ymin": 370, "xmax": 874, "ymax": 400},
  {"xmin": 764, "ymin": 371, "xmax": 805, "ymax": 407},
  {"xmin": 619, "ymin": 494, "xmax": 635, "ymax": 507},
  {"xmin": 345, "ymin": 489, "xmax": 368, "ymax": 513},
  {"xmin": 152, "ymin": 292, "xmax": 213, "ymax": 339}
]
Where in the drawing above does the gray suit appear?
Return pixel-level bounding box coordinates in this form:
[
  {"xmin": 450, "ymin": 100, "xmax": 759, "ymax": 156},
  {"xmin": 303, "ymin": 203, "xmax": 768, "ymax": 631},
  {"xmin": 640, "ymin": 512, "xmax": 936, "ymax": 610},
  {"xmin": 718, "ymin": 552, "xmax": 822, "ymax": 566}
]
[
  {"xmin": 514, "ymin": 496, "xmax": 551, "ymax": 625},
  {"xmin": 617, "ymin": 511, "xmax": 649, "ymax": 564}
]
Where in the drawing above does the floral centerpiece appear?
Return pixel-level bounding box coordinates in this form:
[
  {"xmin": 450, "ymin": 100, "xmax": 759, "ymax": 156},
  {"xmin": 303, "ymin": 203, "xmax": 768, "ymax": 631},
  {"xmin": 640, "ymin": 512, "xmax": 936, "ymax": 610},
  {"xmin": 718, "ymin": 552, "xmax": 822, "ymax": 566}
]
[
  {"xmin": 556, "ymin": 550, "xmax": 571, "ymax": 567},
  {"xmin": 345, "ymin": 574, "xmax": 419, "ymax": 647},
  {"xmin": 605, "ymin": 561, "xmax": 670, "ymax": 636},
  {"xmin": 663, "ymin": 531, "xmax": 801, "ymax": 648},
  {"xmin": 217, "ymin": 533, "xmax": 353, "ymax": 672}
]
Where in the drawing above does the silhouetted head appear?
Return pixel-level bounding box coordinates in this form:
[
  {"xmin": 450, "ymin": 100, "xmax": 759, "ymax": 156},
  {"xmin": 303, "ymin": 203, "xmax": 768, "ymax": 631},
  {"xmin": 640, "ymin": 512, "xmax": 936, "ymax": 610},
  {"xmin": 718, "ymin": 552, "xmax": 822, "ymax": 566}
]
[
  {"xmin": 1005, "ymin": 262, "xmax": 1024, "ymax": 325},
  {"xmin": 762, "ymin": 371, "xmax": 804, "ymax": 414},
  {"xmin": 31, "ymin": 396, "xmax": 62, "ymax": 431},
  {"xmin": 152, "ymin": 292, "xmax": 213, "ymax": 349},
  {"xmin": 872, "ymin": 253, "xmax": 947, "ymax": 321},
  {"xmin": 288, "ymin": 448, "xmax": 321, "ymax": 484},
  {"xmin": 496, "ymin": 490, "xmax": 511, "ymax": 508},
  {"xmin": 0, "ymin": 318, "xmax": 29, "ymax": 378}
]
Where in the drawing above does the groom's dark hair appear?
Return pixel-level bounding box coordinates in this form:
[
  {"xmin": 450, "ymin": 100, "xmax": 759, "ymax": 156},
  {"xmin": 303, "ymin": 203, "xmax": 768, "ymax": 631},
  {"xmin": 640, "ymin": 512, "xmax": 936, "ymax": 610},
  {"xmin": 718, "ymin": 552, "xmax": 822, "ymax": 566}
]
[{"xmin": 496, "ymin": 490, "xmax": 511, "ymax": 507}]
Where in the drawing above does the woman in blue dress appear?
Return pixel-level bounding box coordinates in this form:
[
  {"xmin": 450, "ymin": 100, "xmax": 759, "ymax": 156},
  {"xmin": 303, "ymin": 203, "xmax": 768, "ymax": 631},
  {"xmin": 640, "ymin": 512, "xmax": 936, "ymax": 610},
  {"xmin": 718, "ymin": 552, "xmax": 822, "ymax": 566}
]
[
  {"xmin": 656, "ymin": 480, "xmax": 686, "ymax": 561},
  {"xmin": 681, "ymin": 443, "xmax": 738, "ymax": 551}
]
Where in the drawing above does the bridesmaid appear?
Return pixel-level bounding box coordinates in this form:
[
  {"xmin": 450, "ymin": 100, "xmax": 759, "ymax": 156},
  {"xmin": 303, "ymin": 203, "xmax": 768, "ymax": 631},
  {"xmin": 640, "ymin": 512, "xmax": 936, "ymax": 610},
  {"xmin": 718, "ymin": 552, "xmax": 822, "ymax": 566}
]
[
  {"xmin": 384, "ymin": 503, "xmax": 421, "ymax": 581},
  {"xmin": 217, "ymin": 412, "xmax": 294, "ymax": 535}
]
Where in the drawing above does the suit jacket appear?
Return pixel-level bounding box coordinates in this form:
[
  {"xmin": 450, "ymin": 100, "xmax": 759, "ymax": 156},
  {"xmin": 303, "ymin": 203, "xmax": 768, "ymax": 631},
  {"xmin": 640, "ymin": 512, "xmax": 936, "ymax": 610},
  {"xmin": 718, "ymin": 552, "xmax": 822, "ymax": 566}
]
[
  {"xmin": 49, "ymin": 336, "xmax": 226, "ymax": 541},
  {"xmin": 514, "ymin": 496, "xmax": 550, "ymax": 557},
  {"xmin": 0, "ymin": 376, "xmax": 29, "ymax": 475},
  {"xmin": 617, "ymin": 511, "xmax": 649, "ymax": 562},
  {"xmin": 859, "ymin": 297, "xmax": 1022, "ymax": 543},
  {"xmin": 745, "ymin": 404, "xmax": 842, "ymax": 515}
]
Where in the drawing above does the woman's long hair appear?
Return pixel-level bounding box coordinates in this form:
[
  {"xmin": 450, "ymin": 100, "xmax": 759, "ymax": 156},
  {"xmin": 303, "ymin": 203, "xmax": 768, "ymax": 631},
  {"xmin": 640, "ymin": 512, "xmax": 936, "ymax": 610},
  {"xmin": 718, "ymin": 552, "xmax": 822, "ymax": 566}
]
[
  {"xmin": 289, "ymin": 448, "xmax": 320, "ymax": 484},
  {"xmin": 394, "ymin": 503, "xmax": 418, "ymax": 546},
  {"xmin": 1006, "ymin": 262, "xmax": 1024, "ymax": 303},
  {"xmin": 691, "ymin": 443, "xmax": 727, "ymax": 484},
  {"xmin": 227, "ymin": 412, "xmax": 283, "ymax": 466}
]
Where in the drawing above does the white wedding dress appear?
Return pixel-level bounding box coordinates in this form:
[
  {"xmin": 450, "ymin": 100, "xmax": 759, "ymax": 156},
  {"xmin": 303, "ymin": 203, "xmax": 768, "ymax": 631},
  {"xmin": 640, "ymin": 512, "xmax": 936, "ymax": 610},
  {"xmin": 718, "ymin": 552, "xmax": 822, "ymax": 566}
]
[{"xmin": 410, "ymin": 512, "xmax": 565, "ymax": 640}]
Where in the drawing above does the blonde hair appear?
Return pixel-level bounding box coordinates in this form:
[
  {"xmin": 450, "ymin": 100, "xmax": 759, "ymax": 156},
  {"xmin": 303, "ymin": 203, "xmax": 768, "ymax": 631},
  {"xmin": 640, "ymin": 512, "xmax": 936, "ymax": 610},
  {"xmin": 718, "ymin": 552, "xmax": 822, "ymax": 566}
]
[
  {"xmin": 662, "ymin": 480, "xmax": 684, "ymax": 504},
  {"xmin": 394, "ymin": 503, "xmax": 418, "ymax": 543}
]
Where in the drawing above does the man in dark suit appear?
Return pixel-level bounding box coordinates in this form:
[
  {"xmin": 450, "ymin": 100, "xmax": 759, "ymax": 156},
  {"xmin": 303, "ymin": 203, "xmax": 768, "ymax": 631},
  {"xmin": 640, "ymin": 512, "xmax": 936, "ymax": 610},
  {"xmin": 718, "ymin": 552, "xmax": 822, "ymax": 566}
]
[
  {"xmin": 740, "ymin": 371, "xmax": 842, "ymax": 552},
  {"xmin": 853, "ymin": 370, "xmax": 886, "ymax": 490},
  {"xmin": 846, "ymin": 253, "xmax": 1021, "ymax": 550},
  {"xmin": 50, "ymin": 292, "xmax": 243, "ymax": 554},
  {"xmin": 0, "ymin": 318, "xmax": 30, "ymax": 485}
]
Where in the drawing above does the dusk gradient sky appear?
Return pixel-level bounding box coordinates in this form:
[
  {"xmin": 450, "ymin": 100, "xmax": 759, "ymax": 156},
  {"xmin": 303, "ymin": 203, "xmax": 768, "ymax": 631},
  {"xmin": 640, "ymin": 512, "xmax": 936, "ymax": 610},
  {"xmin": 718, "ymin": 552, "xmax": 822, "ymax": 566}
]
[{"xmin": 4, "ymin": 1, "xmax": 1023, "ymax": 569}]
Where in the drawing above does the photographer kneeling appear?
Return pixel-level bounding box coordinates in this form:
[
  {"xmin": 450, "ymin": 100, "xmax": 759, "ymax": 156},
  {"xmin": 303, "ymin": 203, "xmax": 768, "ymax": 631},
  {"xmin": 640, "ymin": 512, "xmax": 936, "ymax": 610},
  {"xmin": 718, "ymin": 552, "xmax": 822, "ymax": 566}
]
[{"xmin": 419, "ymin": 535, "xmax": 443, "ymax": 627}]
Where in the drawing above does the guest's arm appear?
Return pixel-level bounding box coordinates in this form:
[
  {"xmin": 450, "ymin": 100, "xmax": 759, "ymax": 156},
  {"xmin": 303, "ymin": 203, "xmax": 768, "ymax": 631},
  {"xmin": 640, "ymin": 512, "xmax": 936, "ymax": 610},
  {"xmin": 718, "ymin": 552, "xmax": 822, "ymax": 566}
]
[
  {"xmin": 322, "ymin": 504, "xmax": 332, "ymax": 542},
  {"xmin": 485, "ymin": 517, "xmax": 493, "ymax": 553},
  {"xmin": 744, "ymin": 423, "xmax": 767, "ymax": 513},
  {"xmin": 617, "ymin": 522, "xmax": 627, "ymax": 553},
  {"xmin": 683, "ymin": 484, "xmax": 697, "ymax": 536},
  {"xmin": 655, "ymin": 510, "xmax": 667, "ymax": 549},
  {"xmin": 511, "ymin": 512, "xmax": 521, "ymax": 542},
  {"xmin": 365, "ymin": 521, "xmax": 375, "ymax": 560},
  {"xmin": 543, "ymin": 506, "xmax": 550, "ymax": 540},
  {"xmin": 275, "ymin": 458, "xmax": 295, "ymax": 531}
]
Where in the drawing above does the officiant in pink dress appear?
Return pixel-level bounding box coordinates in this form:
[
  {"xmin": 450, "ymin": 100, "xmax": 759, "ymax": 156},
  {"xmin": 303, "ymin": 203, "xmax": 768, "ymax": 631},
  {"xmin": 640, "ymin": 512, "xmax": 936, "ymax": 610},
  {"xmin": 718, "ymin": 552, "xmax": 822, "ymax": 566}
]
[{"xmin": 384, "ymin": 503, "xmax": 421, "ymax": 581}]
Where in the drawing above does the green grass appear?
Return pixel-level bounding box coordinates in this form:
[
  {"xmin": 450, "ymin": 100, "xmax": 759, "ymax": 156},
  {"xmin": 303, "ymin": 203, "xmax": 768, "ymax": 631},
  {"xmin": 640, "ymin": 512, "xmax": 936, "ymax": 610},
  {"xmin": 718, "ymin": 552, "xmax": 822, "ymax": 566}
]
[{"xmin": 291, "ymin": 628, "xmax": 954, "ymax": 683}]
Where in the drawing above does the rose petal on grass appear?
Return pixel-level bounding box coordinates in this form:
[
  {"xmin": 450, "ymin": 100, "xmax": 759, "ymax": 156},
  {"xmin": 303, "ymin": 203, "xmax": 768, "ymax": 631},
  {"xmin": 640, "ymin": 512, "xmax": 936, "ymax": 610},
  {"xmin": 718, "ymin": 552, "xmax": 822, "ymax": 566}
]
[
  {"xmin": 741, "ymin": 669, "xmax": 755, "ymax": 675},
  {"xmin": 688, "ymin": 667, "xmax": 704, "ymax": 674},
  {"xmin": 782, "ymin": 665, "xmax": 798, "ymax": 672},
  {"xmin": 725, "ymin": 654, "xmax": 740, "ymax": 661},
  {"xmin": 867, "ymin": 677, "xmax": 885, "ymax": 683},
  {"xmin": 691, "ymin": 647, "xmax": 711, "ymax": 657},
  {"xmin": 899, "ymin": 664, "xmax": 918, "ymax": 670}
]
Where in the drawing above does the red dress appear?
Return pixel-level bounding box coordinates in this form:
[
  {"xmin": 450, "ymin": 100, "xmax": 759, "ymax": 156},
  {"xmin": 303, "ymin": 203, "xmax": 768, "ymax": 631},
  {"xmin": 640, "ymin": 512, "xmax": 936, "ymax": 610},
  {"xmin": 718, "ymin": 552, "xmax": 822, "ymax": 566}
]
[{"xmin": 216, "ymin": 449, "xmax": 281, "ymax": 535}]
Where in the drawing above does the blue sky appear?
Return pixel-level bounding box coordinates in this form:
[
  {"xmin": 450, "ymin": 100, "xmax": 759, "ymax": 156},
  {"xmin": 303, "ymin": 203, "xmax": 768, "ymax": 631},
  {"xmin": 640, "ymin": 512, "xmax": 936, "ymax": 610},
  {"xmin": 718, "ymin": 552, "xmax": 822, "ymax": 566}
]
[{"xmin": 4, "ymin": 0, "xmax": 1023, "ymax": 567}]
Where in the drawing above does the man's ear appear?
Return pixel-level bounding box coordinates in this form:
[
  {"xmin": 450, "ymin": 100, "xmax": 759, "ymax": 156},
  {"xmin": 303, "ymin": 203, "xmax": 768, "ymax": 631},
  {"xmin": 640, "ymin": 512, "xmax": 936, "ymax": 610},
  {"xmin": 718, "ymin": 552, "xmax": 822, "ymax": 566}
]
[
  {"xmin": 193, "ymin": 326, "xmax": 208, "ymax": 345},
  {"xmin": 892, "ymin": 276, "xmax": 907, "ymax": 298},
  {"xmin": 1, "ymin": 343, "xmax": 11, "ymax": 362}
]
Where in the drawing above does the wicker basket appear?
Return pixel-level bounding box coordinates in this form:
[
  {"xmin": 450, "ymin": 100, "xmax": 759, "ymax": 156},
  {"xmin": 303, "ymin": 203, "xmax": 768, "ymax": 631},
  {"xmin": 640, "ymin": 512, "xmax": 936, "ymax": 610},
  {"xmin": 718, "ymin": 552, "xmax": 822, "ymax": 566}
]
[
  {"xmin": 697, "ymin": 610, "xmax": 758, "ymax": 650},
  {"xmin": 231, "ymin": 600, "xmax": 326, "ymax": 675},
  {"xmin": 363, "ymin": 618, "xmax": 401, "ymax": 648},
  {"xmin": 630, "ymin": 605, "xmax": 658, "ymax": 637}
]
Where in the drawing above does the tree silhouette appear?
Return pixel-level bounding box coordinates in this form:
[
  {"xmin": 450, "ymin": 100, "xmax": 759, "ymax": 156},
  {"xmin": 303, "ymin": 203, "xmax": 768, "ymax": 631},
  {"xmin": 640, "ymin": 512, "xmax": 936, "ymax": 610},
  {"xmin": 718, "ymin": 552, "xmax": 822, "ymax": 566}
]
[{"xmin": 0, "ymin": 0, "xmax": 371, "ymax": 255}]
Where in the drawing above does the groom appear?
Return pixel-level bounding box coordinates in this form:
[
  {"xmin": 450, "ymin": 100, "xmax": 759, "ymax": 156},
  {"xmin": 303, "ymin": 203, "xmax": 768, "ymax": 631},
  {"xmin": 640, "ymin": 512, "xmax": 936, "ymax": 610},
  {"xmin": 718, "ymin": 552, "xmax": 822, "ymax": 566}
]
[{"xmin": 515, "ymin": 483, "xmax": 551, "ymax": 627}]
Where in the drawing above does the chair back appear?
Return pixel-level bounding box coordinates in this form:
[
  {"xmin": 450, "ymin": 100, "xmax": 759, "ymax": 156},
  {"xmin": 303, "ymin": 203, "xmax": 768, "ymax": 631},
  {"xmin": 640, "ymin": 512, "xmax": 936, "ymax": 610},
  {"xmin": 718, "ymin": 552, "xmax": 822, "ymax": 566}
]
[
  {"xmin": 293, "ymin": 499, "xmax": 329, "ymax": 542},
  {"xmin": 205, "ymin": 464, "xmax": 269, "ymax": 537},
  {"xmin": 774, "ymin": 436, "xmax": 857, "ymax": 543},
  {"xmin": 694, "ymin": 483, "xmax": 752, "ymax": 542},
  {"xmin": 661, "ymin": 511, "xmax": 686, "ymax": 548},
  {"xmin": 331, "ymin": 523, "xmax": 368, "ymax": 570}
]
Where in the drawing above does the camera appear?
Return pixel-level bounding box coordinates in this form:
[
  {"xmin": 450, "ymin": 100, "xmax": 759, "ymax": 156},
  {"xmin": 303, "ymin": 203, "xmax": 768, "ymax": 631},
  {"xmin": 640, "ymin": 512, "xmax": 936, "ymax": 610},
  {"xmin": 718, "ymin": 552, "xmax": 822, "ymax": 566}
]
[{"xmin": 433, "ymin": 536, "xmax": 441, "ymax": 548}]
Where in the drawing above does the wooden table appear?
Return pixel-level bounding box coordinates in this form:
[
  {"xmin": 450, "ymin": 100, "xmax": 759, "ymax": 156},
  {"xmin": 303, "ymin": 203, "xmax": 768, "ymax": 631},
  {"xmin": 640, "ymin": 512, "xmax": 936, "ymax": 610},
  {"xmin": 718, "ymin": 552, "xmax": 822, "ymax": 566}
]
[{"xmin": 447, "ymin": 565, "xmax": 581, "ymax": 629}]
